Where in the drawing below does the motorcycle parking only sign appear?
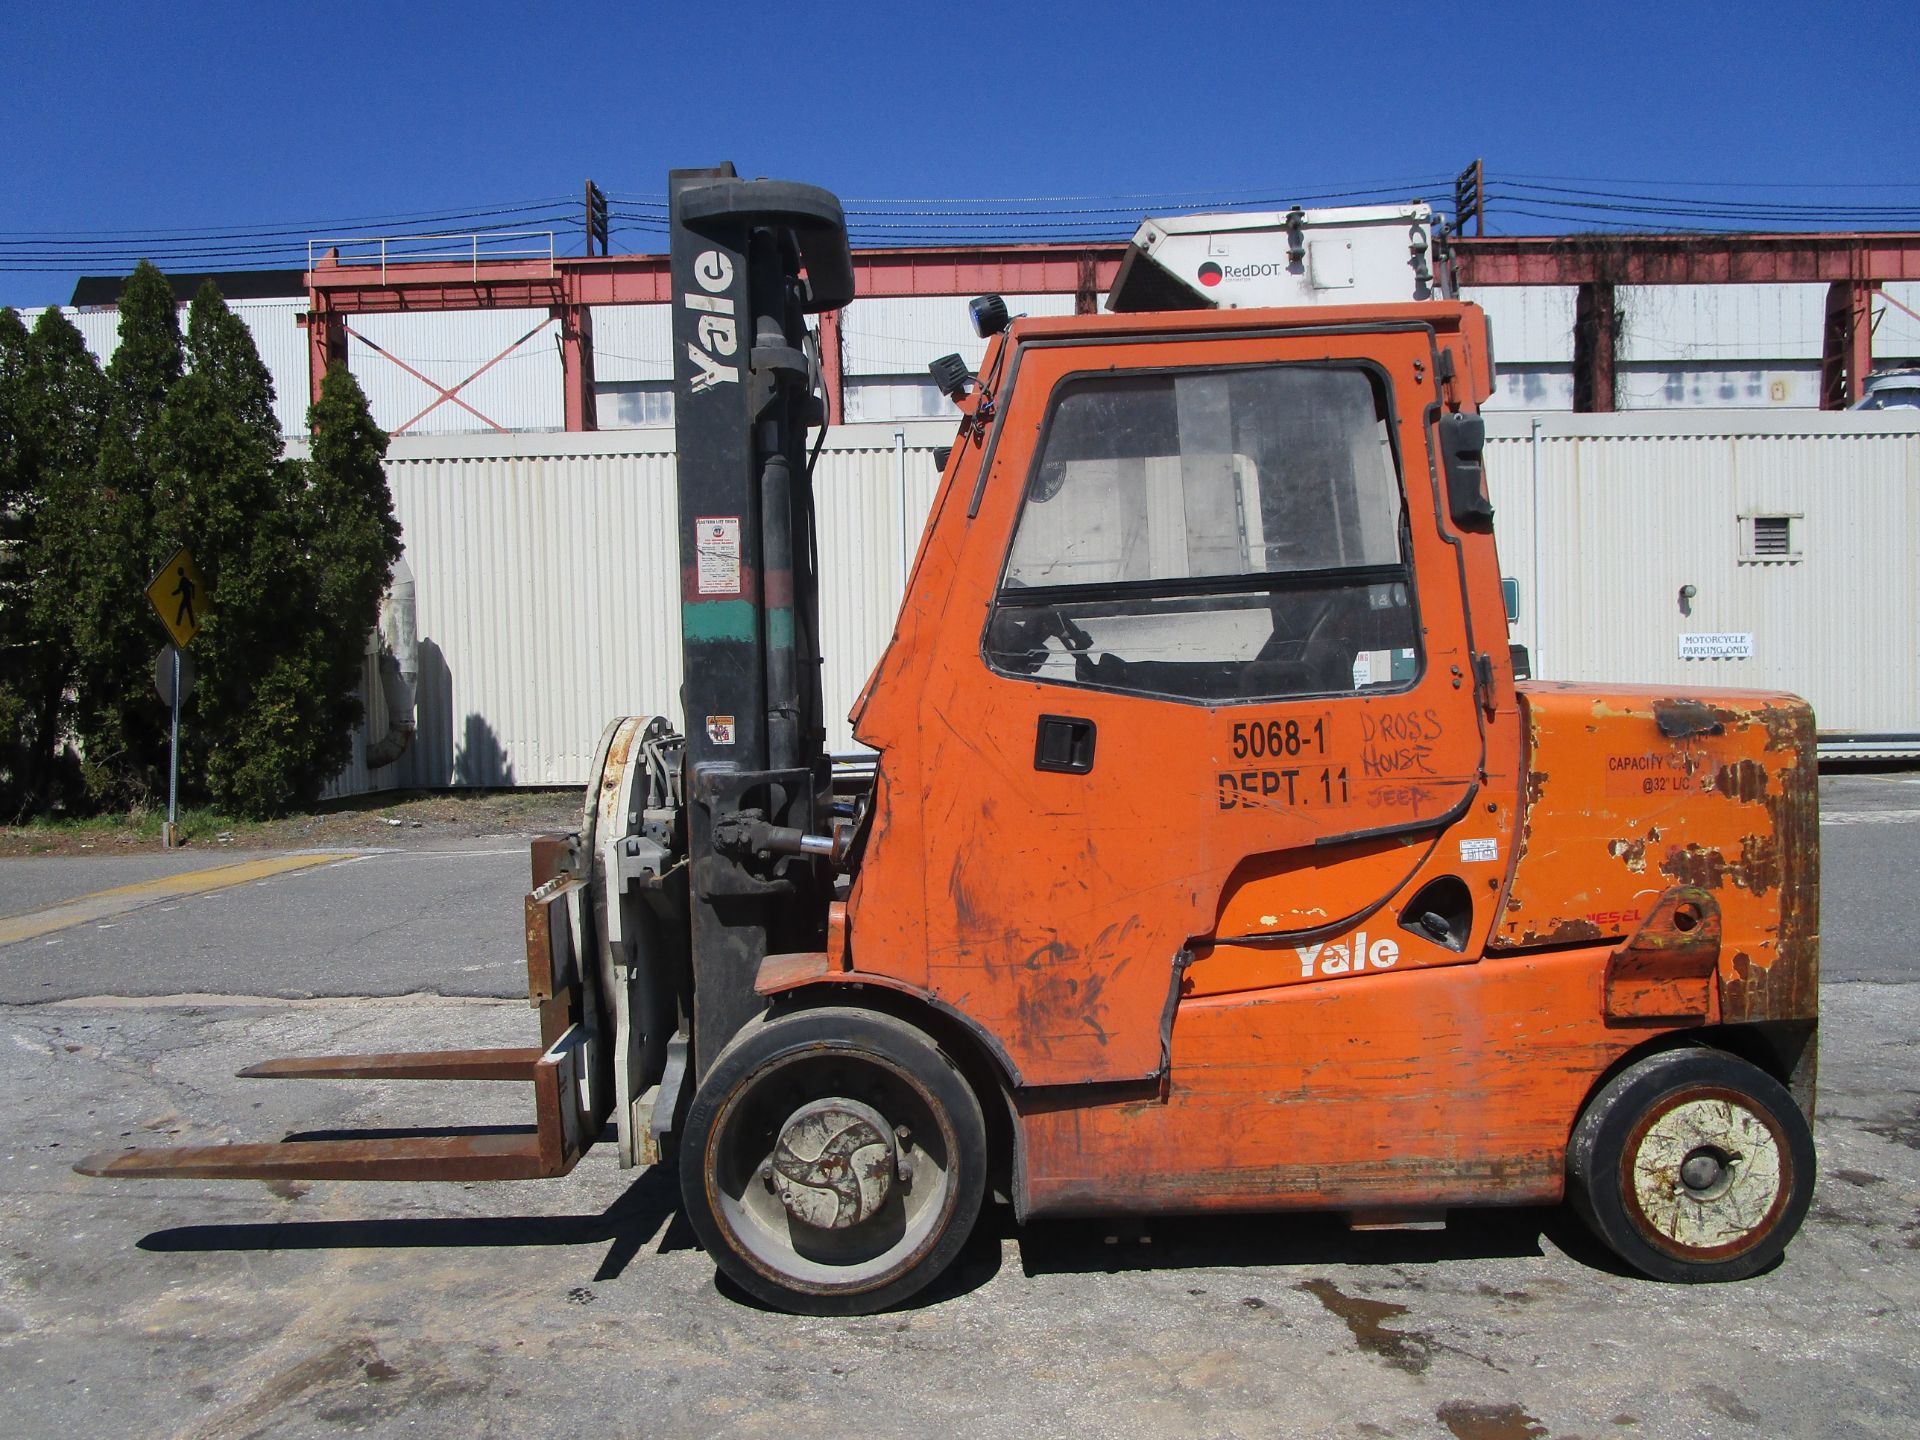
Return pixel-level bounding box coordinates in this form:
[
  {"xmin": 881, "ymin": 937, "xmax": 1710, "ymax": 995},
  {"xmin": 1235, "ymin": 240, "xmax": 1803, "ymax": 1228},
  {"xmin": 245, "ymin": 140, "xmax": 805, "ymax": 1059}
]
[{"xmin": 1678, "ymin": 632, "xmax": 1755, "ymax": 660}]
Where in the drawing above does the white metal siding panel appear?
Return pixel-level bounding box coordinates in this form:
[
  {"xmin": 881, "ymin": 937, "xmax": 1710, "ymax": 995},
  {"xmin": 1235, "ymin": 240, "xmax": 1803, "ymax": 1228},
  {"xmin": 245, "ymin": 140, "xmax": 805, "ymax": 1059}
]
[
  {"xmin": 320, "ymin": 413, "xmax": 1917, "ymax": 795},
  {"xmin": 1614, "ymin": 362, "xmax": 1822, "ymax": 411},
  {"xmin": 381, "ymin": 432, "xmax": 684, "ymax": 787},
  {"xmin": 1877, "ymin": 283, "xmax": 1920, "ymax": 360},
  {"xmin": 1482, "ymin": 364, "xmax": 1575, "ymax": 413},
  {"xmin": 813, "ymin": 426, "xmax": 951, "ymax": 751},
  {"xmin": 324, "ymin": 423, "xmax": 955, "ymax": 793},
  {"xmin": 60, "ymin": 307, "xmax": 125, "ymax": 362},
  {"xmin": 588, "ymin": 304, "xmax": 672, "ymax": 382},
  {"xmin": 348, "ymin": 309, "xmax": 564, "ymax": 436},
  {"xmin": 841, "ymin": 294, "xmax": 1078, "ymax": 375},
  {"xmin": 1620, "ymin": 284, "xmax": 1827, "ymax": 363},
  {"xmin": 1484, "ymin": 411, "xmax": 1920, "ymax": 735},
  {"xmin": 231, "ymin": 299, "xmax": 313, "ymax": 434},
  {"xmin": 1461, "ymin": 285, "xmax": 1577, "ymax": 364}
]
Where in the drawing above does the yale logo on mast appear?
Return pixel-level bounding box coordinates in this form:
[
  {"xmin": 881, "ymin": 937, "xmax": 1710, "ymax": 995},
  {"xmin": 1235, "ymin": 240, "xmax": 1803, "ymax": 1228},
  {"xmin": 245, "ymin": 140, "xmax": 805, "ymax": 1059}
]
[{"xmin": 684, "ymin": 249, "xmax": 740, "ymax": 392}]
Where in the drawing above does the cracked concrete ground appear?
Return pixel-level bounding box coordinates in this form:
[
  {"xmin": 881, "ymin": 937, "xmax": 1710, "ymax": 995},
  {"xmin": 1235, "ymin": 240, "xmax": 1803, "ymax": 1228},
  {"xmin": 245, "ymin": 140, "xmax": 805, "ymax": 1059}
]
[{"xmin": 0, "ymin": 774, "xmax": 1916, "ymax": 1438}]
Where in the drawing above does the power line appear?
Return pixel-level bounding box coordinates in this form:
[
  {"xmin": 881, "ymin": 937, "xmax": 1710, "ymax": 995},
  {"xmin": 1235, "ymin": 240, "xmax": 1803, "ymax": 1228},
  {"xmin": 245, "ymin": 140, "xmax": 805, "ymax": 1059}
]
[{"xmin": 0, "ymin": 197, "xmax": 578, "ymax": 242}]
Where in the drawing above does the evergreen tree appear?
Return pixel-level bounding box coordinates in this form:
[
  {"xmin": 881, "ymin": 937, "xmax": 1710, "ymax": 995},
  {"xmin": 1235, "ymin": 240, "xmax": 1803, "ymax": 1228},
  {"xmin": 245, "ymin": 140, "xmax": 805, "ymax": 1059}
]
[
  {"xmin": 14, "ymin": 310, "xmax": 113, "ymax": 814},
  {"xmin": 154, "ymin": 285, "xmax": 305, "ymax": 813},
  {"xmin": 107, "ymin": 261, "xmax": 182, "ymax": 439},
  {"xmin": 289, "ymin": 362, "xmax": 402, "ymax": 801},
  {"xmin": 0, "ymin": 310, "xmax": 31, "ymax": 815},
  {"xmin": 1, "ymin": 308, "xmax": 115, "ymax": 816},
  {"xmin": 63, "ymin": 262, "xmax": 184, "ymax": 808},
  {"xmin": 11, "ymin": 267, "xmax": 401, "ymax": 820}
]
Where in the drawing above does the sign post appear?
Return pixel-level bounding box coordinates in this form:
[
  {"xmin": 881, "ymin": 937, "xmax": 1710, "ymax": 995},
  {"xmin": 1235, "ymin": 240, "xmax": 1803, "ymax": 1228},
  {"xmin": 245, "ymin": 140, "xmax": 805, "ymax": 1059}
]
[{"xmin": 146, "ymin": 548, "xmax": 212, "ymax": 848}]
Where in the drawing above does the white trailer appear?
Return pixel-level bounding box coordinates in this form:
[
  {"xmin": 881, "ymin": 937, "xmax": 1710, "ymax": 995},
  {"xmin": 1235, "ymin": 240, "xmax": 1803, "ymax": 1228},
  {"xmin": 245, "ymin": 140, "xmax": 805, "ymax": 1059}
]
[{"xmin": 1107, "ymin": 203, "xmax": 1454, "ymax": 312}]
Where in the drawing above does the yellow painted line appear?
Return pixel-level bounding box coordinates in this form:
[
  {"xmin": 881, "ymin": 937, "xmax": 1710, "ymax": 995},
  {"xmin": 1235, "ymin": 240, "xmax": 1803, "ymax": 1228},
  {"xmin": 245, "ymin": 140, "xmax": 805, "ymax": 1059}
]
[{"xmin": 0, "ymin": 853, "xmax": 359, "ymax": 947}]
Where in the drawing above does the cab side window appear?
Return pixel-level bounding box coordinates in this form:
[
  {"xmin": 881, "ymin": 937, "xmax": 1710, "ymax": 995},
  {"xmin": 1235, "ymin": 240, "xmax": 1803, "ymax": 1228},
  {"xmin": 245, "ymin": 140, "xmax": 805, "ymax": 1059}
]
[{"xmin": 985, "ymin": 365, "xmax": 1418, "ymax": 702}]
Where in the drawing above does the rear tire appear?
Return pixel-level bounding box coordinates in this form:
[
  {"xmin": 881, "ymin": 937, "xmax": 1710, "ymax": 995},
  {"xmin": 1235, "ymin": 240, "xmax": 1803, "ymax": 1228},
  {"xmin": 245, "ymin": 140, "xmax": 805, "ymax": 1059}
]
[
  {"xmin": 679, "ymin": 1007, "xmax": 988, "ymax": 1315},
  {"xmin": 1567, "ymin": 1048, "xmax": 1814, "ymax": 1283}
]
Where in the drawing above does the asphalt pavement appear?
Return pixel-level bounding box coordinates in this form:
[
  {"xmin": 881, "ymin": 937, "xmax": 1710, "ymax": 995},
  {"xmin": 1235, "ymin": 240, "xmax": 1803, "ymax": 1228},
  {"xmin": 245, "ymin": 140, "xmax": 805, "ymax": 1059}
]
[{"xmin": 0, "ymin": 773, "xmax": 1915, "ymax": 1438}]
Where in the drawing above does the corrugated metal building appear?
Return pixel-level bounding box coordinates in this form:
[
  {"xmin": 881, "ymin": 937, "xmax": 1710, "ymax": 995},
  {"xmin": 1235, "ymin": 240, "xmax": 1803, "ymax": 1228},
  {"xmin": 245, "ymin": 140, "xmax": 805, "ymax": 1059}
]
[{"xmin": 318, "ymin": 409, "xmax": 1919, "ymax": 798}]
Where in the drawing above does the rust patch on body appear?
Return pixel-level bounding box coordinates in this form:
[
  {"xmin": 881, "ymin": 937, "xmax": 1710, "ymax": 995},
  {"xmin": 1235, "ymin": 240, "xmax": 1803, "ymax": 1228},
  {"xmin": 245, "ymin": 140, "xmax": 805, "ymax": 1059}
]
[
  {"xmin": 1607, "ymin": 836, "xmax": 1648, "ymax": 872},
  {"xmin": 1547, "ymin": 918, "xmax": 1604, "ymax": 943},
  {"xmin": 1713, "ymin": 759, "xmax": 1771, "ymax": 805},
  {"xmin": 1660, "ymin": 844, "xmax": 1729, "ymax": 890},
  {"xmin": 1721, "ymin": 704, "xmax": 1819, "ymax": 1023}
]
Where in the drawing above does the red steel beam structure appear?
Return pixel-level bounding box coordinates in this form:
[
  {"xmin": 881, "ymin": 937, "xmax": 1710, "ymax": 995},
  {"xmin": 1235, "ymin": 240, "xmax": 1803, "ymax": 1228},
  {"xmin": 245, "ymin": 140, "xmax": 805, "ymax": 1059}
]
[
  {"xmin": 1454, "ymin": 233, "xmax": 1920, "ymax": 408},
  {"xmin": 303, "ymin": 245, "xmax": 1127, "ymax": 427},
  {"xmin": 304, "ymin": 232, "xmax": 1920, "ymax": 425}
]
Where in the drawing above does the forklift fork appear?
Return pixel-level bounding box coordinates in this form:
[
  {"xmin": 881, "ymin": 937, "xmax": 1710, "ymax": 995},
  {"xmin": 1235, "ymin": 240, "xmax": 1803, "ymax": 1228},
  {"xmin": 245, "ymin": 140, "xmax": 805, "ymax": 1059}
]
[{"xmin": 75, "ymin": 855, "xmax": 609, "ymax": 1184}]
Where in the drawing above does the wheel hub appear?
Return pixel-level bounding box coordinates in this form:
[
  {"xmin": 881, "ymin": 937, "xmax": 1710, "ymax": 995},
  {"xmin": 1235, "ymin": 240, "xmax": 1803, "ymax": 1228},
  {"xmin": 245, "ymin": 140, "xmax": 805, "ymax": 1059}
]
[
  {"xmin": 1629, "ymin": 1095, "xmax": 1784, "ymax": 1255},
  {"xmin": 769, "ymin": 1097, "xmax": 898, "ymax": 1230},
  {"xmin": 1679, "ymin": 1147, "xmax": 1730, "ymax": 1195}
]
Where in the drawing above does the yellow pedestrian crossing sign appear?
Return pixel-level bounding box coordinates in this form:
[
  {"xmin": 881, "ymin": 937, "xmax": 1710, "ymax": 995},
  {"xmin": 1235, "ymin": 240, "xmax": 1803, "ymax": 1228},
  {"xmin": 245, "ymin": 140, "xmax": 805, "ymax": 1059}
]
[{"xmin": 147, "ymin": 547, "xmax": 211, "ymax": 647}]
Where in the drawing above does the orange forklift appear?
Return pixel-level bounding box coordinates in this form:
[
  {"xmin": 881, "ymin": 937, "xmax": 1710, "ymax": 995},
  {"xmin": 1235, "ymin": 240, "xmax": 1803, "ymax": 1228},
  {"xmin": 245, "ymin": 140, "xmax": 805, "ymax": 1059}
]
[{"xmin": 82, "ymin": 166, "xmax": 1819, "ymax": 1315}]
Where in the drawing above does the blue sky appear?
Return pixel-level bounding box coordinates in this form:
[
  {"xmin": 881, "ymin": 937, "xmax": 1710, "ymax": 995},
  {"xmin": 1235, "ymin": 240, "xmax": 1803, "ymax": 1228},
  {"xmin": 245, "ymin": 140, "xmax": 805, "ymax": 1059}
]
[{"xmin": 4, "ymin": 1, "xmax": 1917, "ymax": 305}]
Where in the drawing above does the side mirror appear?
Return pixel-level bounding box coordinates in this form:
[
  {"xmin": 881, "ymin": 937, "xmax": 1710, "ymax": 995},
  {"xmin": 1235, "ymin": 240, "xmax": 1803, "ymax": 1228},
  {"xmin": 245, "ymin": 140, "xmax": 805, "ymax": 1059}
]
[{"xmin": 1439, "ymin": 412, "xmax": 1493, "ymax": 531}]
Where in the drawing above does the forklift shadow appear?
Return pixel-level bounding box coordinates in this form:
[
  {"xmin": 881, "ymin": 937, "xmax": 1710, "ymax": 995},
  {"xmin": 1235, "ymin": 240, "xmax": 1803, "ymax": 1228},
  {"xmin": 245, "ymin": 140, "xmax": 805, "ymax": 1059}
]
[
  {"xmin": 136, "ymin": 1163, "xmax": 699, "ymax": 1285},
  {"xmin": 133, "ymin": 1181, "xmax": 1628, "ymax": 1302},
  {"xmin": 1005, "ymin": 1204, "xmax": 1623, "ymax": 1280}
]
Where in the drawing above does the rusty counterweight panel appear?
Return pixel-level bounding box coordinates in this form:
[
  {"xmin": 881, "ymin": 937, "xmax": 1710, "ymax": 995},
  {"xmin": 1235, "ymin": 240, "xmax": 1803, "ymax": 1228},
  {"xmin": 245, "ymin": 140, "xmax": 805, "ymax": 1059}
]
[
  {"xmin": 1495, "ymin": 684, "xmax": 1819, "ymax": 1026},
  {"xmin": 1017, "ymin": 945, "xmax": 1635, "ymax": 1217}
]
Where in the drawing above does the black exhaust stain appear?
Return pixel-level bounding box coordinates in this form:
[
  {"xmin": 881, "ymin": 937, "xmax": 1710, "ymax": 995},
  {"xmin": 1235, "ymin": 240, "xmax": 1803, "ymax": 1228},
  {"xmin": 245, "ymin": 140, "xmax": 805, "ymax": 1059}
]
[{"xmin": 1296, "ymin": 1278, "xmax": 1433, "ymax": 1374}]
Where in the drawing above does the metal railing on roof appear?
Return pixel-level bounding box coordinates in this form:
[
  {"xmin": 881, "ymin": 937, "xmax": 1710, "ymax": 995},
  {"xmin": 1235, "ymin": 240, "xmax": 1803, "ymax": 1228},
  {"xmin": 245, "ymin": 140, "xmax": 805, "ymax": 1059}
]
[{"xmin": 307, "ymin": 232, "xmax": 555, "ymax": 285}]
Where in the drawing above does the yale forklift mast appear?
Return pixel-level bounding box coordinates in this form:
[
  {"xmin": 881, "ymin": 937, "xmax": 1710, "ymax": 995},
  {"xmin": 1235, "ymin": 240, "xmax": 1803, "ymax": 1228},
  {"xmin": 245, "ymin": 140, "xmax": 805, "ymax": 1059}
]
[{"xmin": 82, "ymin": 166, "xmax": 1821, "ymax": 1317}]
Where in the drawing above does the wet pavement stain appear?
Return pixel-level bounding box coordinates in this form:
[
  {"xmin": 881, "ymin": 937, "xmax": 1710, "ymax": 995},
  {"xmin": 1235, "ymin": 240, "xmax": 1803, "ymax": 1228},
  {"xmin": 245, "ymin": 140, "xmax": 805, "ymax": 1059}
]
[
  {"xmin": 1435, "ymin": 1400, "xmax": 1550, "ymax": 1440},
  {"xmin": 1296, "ymin": 1278, "xmax": 1434, "ymax": 1374},
  {"xmin": 1700, "ymin": 1384, "xmax": 1763, "ymax": 1425},
  {"xmin": 1474, "ymin": 1283, "xmax": 1537, "ymax": 1305},
  {"xmin": 1860, "ymin": 1109, "xmax": 1920, "ymax": 1151},
  {"xmin": 1830, "ymin": 1168, "xmax": 1886, "ymax": 1187}
]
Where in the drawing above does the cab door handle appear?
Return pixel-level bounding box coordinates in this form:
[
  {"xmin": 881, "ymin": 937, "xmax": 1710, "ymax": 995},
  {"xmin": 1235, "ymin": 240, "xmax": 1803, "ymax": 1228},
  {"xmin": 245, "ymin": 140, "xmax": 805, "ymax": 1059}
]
[{"xmin": 1034, "ymin": 715, "xmax": 1096, "ymax": 774}]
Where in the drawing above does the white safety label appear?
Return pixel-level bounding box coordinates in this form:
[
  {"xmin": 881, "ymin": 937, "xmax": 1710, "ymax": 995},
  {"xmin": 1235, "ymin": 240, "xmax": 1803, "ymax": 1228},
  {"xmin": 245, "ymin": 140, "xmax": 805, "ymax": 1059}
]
[
  {"xmin": 1459, "ymin": 837, "xmax": 1500, "ymax": 864},
  {"xmin": 695, "ymin": 517, "xmax": 742, "ymax": 595}
]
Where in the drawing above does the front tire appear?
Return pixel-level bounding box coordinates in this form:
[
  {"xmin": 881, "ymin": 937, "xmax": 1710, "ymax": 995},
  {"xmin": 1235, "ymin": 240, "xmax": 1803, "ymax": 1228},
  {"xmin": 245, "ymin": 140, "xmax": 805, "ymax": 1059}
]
[
  {"xmin": 679, "ymin": 1007, "xmax": 988, "ymax": 1315},
  {"xmin": 1568, "ymin": 1048, "xmax": 1814, "ymax": 1283}
]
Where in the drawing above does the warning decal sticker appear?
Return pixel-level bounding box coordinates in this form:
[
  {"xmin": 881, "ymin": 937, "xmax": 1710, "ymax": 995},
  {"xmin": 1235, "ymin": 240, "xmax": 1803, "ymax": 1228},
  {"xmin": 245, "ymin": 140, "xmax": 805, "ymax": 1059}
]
[{"xmin": 696, "ymin": 517, "xmax": 742, "ymax": 596}]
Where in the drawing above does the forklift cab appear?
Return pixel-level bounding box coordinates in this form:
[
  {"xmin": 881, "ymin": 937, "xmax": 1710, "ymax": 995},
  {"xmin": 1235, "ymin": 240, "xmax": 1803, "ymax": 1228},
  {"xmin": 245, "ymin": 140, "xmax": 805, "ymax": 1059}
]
[{"xmin": 844, "ymin": 304, "xmax": 1518, "ymax": 1089}]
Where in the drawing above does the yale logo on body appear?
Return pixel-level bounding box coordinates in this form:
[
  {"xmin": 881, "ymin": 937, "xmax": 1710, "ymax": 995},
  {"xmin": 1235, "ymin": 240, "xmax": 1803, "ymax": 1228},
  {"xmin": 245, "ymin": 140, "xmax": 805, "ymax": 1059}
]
[
  {"xmin": 1295, "ymin": 930, "xmax": 1400, "ymax": 980},
  {"xmin": 684, "ymin": 249, "xmax": 740, "ymax": 392},
  {"xmin": 146, "ymin": 546, "xmax": 211, "ymax": 648}
]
